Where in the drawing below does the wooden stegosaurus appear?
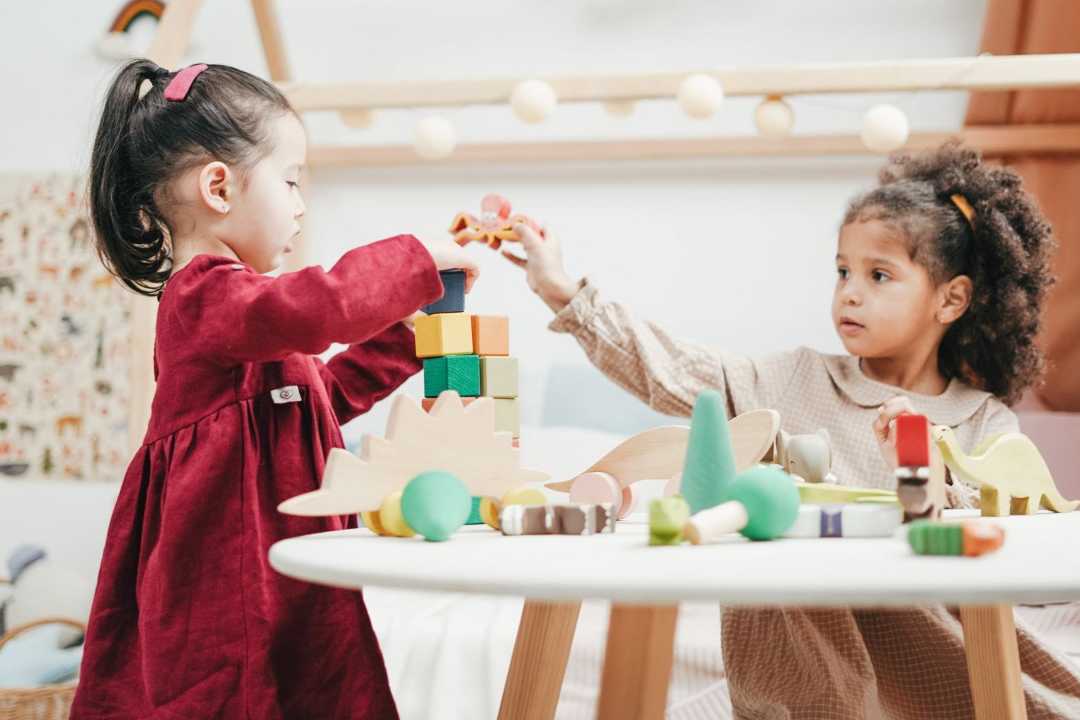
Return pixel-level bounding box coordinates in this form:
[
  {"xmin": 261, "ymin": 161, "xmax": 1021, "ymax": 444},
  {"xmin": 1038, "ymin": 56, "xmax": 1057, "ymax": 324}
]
[{"xmin": 278, "ymin": 392, "xmax": 549, "ymax": 518}]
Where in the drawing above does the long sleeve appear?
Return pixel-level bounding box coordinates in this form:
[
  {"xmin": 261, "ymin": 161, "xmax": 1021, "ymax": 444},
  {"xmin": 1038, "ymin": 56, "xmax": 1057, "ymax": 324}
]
[
  {"xmin": 169, "ymin": 234, "xmax": 442, "ymax": 365},
  {"xmin": 548, "ymin": 280, "xmax": 807, "ymax": 417},
  {"xmin": 315, "ymin": 322, "xmax": 421, "ymax": 426}
]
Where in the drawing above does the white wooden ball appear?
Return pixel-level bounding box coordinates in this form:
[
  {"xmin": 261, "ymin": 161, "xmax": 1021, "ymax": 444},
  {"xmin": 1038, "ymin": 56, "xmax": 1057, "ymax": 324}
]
[
  {"xmin": 754, "ymin": 97, "xmax": 794, "ymax": 137},
  {"xmin": 861, "ymin": 104, "xmax": 910, "ymax": 153},
  {"xmin": 413, "ymin": 116, "xmax": 456, "ymax": 159},
  {"xmin": 677, "ymin": 74, "xmax": 724, "ymax": 119},
  {"xmin": 511, "ymin": 79, "xmax": 557, "ymax": 124}
]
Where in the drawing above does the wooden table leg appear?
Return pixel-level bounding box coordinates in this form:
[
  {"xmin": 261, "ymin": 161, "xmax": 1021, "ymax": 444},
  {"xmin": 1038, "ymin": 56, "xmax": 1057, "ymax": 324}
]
[
  {"xmin": 597, "ymin": 604, "xmax": 678, "ymax": 720},
  {"xmin": 959, "ymin": 604, "xmax": 1028, "ymax": 720},
  {"xmin": 498, "ymin": 600, "xmax": 582, "ymax": 720}
]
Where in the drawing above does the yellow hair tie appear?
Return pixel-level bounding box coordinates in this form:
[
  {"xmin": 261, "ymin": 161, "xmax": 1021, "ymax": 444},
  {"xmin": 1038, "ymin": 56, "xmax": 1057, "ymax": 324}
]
[{"xmin": 949, "ymin": 194, "xmax": 976, "ymax": 232}]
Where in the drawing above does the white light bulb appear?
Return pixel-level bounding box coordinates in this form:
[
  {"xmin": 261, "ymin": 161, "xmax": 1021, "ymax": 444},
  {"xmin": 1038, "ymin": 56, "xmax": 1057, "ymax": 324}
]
[
  {"xmin": 861, "ymin": 104, "xmax": 910, "ymax": 153},
  {"xmin": 413, "ymin": 116, "xmax": 456, "ymax": 159},
  {"xmin": 510, "ymin": 79, "xmax": 558, "ymax": 124},
  {"xmin": 677, "ymin": 74, "xmax": 724, "ymax": 119},
  {"xmin": 754, "ymin": 97, "xmax": 794, "ymax": 138}
]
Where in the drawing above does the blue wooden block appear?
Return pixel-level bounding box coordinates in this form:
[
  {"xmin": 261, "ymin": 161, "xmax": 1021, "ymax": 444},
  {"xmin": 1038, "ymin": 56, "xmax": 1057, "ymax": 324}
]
[{"xmin": 424, "ymin": 269, "xmax": 466, "ymax": 314}]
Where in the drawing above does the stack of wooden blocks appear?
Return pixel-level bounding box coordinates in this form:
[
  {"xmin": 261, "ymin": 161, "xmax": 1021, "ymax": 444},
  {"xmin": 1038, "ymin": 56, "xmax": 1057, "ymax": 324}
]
[{"xmin": 415, "ymin": 270, "xmax": 520, "ymax": 445}]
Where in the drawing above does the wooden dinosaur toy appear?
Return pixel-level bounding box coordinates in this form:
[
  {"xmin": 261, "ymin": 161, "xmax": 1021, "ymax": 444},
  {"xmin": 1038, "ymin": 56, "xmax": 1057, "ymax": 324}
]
[{"xmin": 931, "ymin": 426, "xmax": 1079, "ymax": 517}]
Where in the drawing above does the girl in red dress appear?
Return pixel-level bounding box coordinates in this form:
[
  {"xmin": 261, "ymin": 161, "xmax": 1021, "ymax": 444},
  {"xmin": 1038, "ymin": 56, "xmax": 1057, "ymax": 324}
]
[{"xmin": 71, "ymin": 59, "xmax": 478, "ymax": 719}]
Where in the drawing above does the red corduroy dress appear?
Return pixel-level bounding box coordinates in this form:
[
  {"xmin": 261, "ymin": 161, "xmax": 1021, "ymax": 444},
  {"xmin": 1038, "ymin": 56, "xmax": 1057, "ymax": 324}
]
[{"xmin": 71, "ymin": 234, "xmax": 442, "ymax": 719}]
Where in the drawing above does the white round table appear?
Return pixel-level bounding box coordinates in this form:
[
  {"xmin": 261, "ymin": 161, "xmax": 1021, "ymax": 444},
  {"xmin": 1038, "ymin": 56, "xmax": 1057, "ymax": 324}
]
[{"xmin": 270, "ymin": 510, "xmax": 1080, "ymax": 720}]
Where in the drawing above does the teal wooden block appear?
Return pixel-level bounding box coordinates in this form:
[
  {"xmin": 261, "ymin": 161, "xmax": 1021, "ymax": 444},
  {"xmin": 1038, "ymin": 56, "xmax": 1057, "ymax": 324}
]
[
  {"xmin": 480, "ymin": 356, "xmax": 518, "ymax": 398},
  {"xmin": 424, "ymin": 355, "xmax": 480, "ymax": 398},
  {"xmin": 682, "ymin": 389, "xmax": 737, "ymax": 515},
  {"xmin": 466, "ymin": 495, "xmax": 485, "ymax": 525}
]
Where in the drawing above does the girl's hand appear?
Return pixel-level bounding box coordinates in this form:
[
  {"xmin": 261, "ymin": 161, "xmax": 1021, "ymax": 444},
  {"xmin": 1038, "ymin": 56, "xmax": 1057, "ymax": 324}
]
[
  {"xmin": 501, "ymin": 224, "xmax": 581, "ymax": 313},
  {"xmin": 423, "ymin": 239, "xmax": 480, "ymax": 293},
  {"xmin": 873, "ymin": 395, "xmax": 918, "ymax": 469}
]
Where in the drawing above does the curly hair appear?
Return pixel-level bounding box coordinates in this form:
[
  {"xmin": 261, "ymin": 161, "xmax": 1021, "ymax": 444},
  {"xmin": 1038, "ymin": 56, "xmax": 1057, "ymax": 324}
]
[{"xmin": 842, "ymin": 141, "xmax": 1055, "ymax": 405}]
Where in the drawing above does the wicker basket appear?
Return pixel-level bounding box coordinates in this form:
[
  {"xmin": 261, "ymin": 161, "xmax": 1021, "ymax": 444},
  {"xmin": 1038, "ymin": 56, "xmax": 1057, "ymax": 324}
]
[{"xmin": 0, "ymin": 617, "xmax": 84, "ymax": 720}]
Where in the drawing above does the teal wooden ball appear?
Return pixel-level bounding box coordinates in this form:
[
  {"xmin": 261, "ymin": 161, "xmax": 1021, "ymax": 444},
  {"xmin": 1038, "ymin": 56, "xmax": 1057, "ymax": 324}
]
[
  {"xmin": 729, "ymin": 465, "xmax": 800, "ymax": 541},
  {"xmin": 401, "ymin": 471, "xmax": 471, "ymax": 542}
]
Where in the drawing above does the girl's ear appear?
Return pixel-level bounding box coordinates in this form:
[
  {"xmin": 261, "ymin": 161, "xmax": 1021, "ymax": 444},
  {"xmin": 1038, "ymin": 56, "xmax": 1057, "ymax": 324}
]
[
  {"xmin": 937, "ymin": 274, "xmax": 973, "ymax": 325},
  {"xmin": 197, "ymin": 161, "xmax": 232, "ymax": 215}
]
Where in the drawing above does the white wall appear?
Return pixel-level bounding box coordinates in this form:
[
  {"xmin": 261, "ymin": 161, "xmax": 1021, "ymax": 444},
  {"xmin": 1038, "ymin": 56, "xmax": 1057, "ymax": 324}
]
[{"xmin": 0, "ymin": 0, "xmax": 986, "ymax": 433}]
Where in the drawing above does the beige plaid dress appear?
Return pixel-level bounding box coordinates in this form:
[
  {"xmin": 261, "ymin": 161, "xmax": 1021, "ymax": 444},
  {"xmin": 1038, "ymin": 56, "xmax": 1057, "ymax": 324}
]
[{"xmin": 549, "ymin": 280, "xmax": 1080, "ymax": 719}]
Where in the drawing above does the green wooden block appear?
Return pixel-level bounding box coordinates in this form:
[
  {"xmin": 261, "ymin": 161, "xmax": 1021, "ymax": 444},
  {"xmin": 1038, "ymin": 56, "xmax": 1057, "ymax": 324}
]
[
  {"xmin": 424, "ymin": 355, "xmax": 480, "ymax": 398},
  {"xmin": 649, "ymin": 496, "xmax": 690, "ymax": 546},
  {"xmin": 480, "ymin": 356, "xmax": 518, "ymax": 398}
]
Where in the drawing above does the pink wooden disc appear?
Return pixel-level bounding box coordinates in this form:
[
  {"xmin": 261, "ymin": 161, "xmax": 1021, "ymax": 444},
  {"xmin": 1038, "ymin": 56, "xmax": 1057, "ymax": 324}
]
[{"xmin": 569, "ymin": 472, "xmax": 622, "ymax": 514}]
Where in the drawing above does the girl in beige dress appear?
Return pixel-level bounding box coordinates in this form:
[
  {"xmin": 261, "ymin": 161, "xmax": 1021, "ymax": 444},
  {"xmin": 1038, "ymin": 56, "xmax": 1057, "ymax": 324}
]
[{"xmin": 503, "ymin": 142, "xmax": 1080, "ymax": 718}]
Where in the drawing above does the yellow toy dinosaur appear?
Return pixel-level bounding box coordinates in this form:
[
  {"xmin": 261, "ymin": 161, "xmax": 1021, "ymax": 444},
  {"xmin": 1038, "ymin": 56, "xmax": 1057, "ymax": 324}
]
[{"xmin": 931, "ymin": 426, "xmax": 1079, "ymax": 517}]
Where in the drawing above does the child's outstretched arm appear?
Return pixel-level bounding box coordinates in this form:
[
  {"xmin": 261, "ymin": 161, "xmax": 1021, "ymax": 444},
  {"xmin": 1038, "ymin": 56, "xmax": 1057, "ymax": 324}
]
[
  {"xmin": 170, "ymin": 234, "xmax": 475, "ymax": 364},
  {"xmin": 504, "ymin": 224, "xmax": 805, "ymax": 418}
]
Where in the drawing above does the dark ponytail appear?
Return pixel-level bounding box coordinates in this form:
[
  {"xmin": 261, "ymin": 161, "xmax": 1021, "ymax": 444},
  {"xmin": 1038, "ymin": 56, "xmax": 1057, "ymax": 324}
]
[{"xmin": 89, "ymin": 59, "xmax": 295, "ymax": 296}]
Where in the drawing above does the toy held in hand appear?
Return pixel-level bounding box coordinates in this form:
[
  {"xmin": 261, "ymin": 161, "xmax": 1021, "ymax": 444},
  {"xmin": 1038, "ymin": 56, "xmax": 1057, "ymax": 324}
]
[{"xmin": 450, "ymin": 193, "xmax": 544, "ymax": 250}]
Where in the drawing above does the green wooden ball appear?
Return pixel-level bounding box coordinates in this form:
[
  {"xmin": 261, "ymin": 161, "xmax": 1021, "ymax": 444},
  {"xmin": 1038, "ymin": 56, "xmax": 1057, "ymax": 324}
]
[
  {"xmin": 401, "ymin": 471, "xmax": 472, "ymax": 542},
  {"xmin": 729, "ymin": 465, "xmax": 800, "ymax": 540}
]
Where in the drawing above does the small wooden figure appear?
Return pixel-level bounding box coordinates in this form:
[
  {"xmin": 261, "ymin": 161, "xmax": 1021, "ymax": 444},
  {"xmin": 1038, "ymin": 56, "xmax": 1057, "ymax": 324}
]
[
  {"xmin": 895, "ymin": 414, "xmax": 946, "ymax": 522},
  {"xmin": 684, "ymin": 466, "xmax": 799, "ymax": 543},
  {"xmin": 932, "ymin": 426, "xmax": 1079, "ymax": 517},
  {"xmin": 423, "ymin": 269, "xmax": 466, "ymax": 315},
  {"xmin": 773, "ymin": 429, "xmax": 835, "ymax": 483},
  {"xmin": 480, "ymin": 356, "xmax": 518, "ymax": 399},
  {"xmin": 499, "ymin": 503, "xmax": 616, "ymax": 536},
  {"xmin": 449, "ymin": 193, "xmax": 544, "ymax": 249},
  {"xmin": 907, "ymin": 519, "xmax": 1005, "ymax": 557},
  {"xmin": 414, "ymin": 312, "xmax": 474, "ymax": 358},
  {"xmin": 471, "ymin": 315, "xmax": 510, "ymax": 356}
]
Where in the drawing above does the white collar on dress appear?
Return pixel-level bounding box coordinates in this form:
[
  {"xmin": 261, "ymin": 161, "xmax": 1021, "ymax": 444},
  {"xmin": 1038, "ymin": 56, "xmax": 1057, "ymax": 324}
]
[{"xmin": 821, "ymin": 354, "xmax": 994, "ymax": 427}]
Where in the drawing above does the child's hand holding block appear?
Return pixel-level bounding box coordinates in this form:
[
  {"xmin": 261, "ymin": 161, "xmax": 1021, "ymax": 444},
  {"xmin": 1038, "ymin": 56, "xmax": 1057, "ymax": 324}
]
[
  {"xmin": 423, "ymin": 269, "xmax": 467, "ymax": 314},
  {"xmin": 424, "ymin": 355, "xmax": 481, "ymax": 397},
  {"xmin": 480, "ymin": 357, "xmax": 518, "ymax": 398},
  {"xmin": 471, "ymin": 315, "xmax": 509, "ymax": 356},
  {"xmin": 415, "ymin": 312, "xmax": 474, "ymax": 358}
]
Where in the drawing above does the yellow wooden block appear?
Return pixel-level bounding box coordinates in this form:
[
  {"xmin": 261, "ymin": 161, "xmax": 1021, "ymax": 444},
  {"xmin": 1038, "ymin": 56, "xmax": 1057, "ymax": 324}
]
[
  {"xmin": 415, "ymin": 312, "xmax": 473, "ymax": 358},
  {"xmin": 379, "ymin": 490, "xmax": 415, "ymax": 537},
  {"xmin": 494, "ymin": 397, "xmax": 520, "ymax": 437}
]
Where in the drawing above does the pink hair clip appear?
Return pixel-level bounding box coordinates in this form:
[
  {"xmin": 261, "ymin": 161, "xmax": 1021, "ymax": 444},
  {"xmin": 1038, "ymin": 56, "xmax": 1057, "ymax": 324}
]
[{"xmin": 164, "ymin": 63, "xmax": 208, "ymax": 102}]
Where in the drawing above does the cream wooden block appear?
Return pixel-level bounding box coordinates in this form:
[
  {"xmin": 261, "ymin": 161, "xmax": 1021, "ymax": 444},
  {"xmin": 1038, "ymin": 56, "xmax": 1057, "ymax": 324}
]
[
  {"xmin": 415, "ymin": 312, "xmax": 473, "ymax": 358},
  {"xmin": 546, "ymin": 409, "xmax": 780, "ymax": 493},
  {"xmin": 493, "ymin": 398, "xmax": 520, "ymax": 438},
  {"xmin": 277, "ymin": 392, "xmax": 547, "ymax": 516},
  {"xmin": 481, "ymin": 356, "xmax": 518, "ymax": 399}
]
